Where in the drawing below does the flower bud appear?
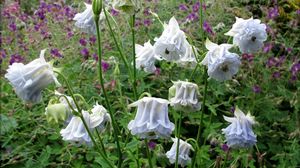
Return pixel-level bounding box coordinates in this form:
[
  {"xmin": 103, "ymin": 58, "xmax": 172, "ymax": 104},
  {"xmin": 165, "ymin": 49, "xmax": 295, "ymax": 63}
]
[
  {"xmin": 92, "ymin": 0, "xmax": 103, "ymax": 16},
  {"xmin": 45, "ymin": 99, "xmax": 67, "ymax": 124},
  {"xmin": 112, "ymin": 0, "xmax": 141, "ymax": 14}
]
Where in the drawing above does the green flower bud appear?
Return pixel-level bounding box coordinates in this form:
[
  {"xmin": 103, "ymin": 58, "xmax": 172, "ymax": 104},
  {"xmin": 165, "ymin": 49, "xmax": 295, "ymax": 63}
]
[
  {"xmin": 112, "ymin": 0, "xmax": 141, "ymax": 14},
  {"xmin": 45, "ymin": 99, "xmax": 67, "ymax": 124},
  {"xmin": 92, "ymin": 0, "xmax": 103, "ymax": 16}
]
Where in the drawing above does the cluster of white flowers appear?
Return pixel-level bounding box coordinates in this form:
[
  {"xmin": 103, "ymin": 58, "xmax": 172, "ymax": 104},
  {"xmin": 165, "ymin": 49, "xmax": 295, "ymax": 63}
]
[
  {"xmin": 135, "ymin": 17, "xmax": 197, "ymax": 73},
  {"xmin": 3, "ymin": 2, "xmax": 266, "ymax": 167}
]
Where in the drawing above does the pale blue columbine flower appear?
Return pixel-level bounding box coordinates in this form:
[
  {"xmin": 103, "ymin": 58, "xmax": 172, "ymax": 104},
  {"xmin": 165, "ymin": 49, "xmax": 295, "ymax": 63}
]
[
  {"xmin": 225, "ymin": 17, "xmax": 267, "ymax": 54},
  {"xmin": 60, "ymin": 103, "xmax": 110, "ymax": 145},
  {"xmin": 73, "ymin": 3, "xmax": 105, "ymax": 35},
  {"xmin": 135, "ymin": 40, "xmax": 161, "ymax": 73},
  {"xmin": 128, "ymin": 97, "xmax": 175, "ymax": 139},
  {"xmin": 166, "ymin": 138, "xmax": 194, "ymax": 166},
  {"xmin": 5, "ymin": 49, "xmax": 60, "ymax": 104},
  {"xmin": 222, "ymin": 106, "xmax": 257, "ymax": 149},
  {"xmin": 201, "ymin": 39, "xmax": 241, "ymax": 82},
  {"xmin": 154, "ymin": 17, "xmax": 187, "ymax": 61},
  {"xmin": 169, "ymin": 80, "xmax": 201, "ymax": 112}
]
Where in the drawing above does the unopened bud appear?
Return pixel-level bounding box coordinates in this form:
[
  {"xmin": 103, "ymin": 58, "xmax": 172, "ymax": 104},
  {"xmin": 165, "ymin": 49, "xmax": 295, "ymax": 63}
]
[{"xmin": 92, "ymin": 0, "xmax": 103, "ymax": 16}]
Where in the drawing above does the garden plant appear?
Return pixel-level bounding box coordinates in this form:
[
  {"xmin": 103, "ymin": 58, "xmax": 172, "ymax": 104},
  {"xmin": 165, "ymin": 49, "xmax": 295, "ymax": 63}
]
[{"xmin": 1, "ymin": 0, "xmax": 300, "ymax": 167}]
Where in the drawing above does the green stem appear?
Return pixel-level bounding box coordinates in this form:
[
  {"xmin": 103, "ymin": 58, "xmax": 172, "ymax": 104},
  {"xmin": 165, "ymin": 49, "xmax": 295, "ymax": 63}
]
[
  {"xmin": 144, "ymin": 139, "xmax": 153, "ymax": 168},
  {"xmin": 221, "ymin": 149, "xmax": 230, "ymax": 168},
  {"xmin": 131, "ymin": 14, "xmax": 137, "ymax": 100},
  {"xmin": 199, "ymin": 0, "xmax": 204, "ymax": 39},
  {"xmin": 192, "ymin": 67, "xmax": 208, "ymax": 168},
  {"xmin": 103, "ymin": 8, "xmax": 131, "ymax": 74},
  {"xmin": 96, "ymin": 129, "xmax": 107, "ymax": 157},
  {"xmin": 54, "ymin": 71, "xmax": 113, "ymax": 168},
  {"xmin": 175, "ymin": 111, "xmax": 183, "ymax": 168},
  {"xmin": 95, "ymin": 15, "xmax": 123, "ymax": 168}
]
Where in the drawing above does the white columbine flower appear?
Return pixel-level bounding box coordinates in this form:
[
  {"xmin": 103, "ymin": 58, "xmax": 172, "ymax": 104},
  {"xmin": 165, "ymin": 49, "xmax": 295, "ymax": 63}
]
[
  {"xmin": 127, "ymin": 97, "xmax": 175, "ymax": 139},
  {"xmin": 73, "ymin": 3, "xmax": 105, "ymax": 35},
  {"xmin": 175, "ymin": 41, "xmax": 198, "ymax": 68},
  {"xmin": 166, "ymin": 138, "xmax": 194, "ymax": 167},
  {"xmin": 154, "ymin": 17, "xmax": 187, "ymax": 61},
  {"xmin": 135, "ymin": 41, "xmax": 160, "ymax": 73},
  {"xmin": 169, "ymin": 81, "xmax": 201, "ymax": 112},
  {"xmin": 222, "ymin": 106, "xmax": 257, "ymax": 149},
  {"xmin": 5, "ymin": 49, "xmax": 60, "ymax": 104},
  {"xmin": 60, "ymin": 103, "xmax": 109, "ymax": 145},
  {"xmin": 201, "ymin": 39, "xmax": 241, "ymax": 82},
  {"xmin": 225, "ymin": 17, "xmax": 267, "ymax": 54},
  {"xmin": 90, "ymin": 102, "xmax": 111, "ymax": 132}
]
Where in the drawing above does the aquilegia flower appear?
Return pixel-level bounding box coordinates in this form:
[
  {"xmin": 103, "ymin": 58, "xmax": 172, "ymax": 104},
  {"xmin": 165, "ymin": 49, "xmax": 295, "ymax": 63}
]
[
  {"xmin": 73, "ymin": 3, "xmax": 105, "ymax": 35},
  {"xmin": 166, "ymin": 138, "xmax": 194, "ymax": 166},
  {"xmin": 45, "ymin": 98, "xmax": 69, "ymax": 124},
  {"xmin": 154, "ymin": 17, "xmax": 187, "ymax": 61},
  {"xmin": 90, "ymin": 102, "xmax": 111, "ymax": 132},
  {"xmin": 169, "ymin": 80, "xmax": 201, "ymax": 112},
  {"xmin": 222, "ymin": 106, "xmax": 257, "ymax": 149},
  {"xmin": 201, "ymin": 39, "xmax": 241, "ymax": 82},
  {"xmin": 112, "ymin": 0, "xmax": 141, "ymax": 14},
  {"xmin": 135, "ymin": 40, "xmax": 160, "ymax": 73},
  {"xmin": 60, "ymin": 104, "xmax": 109, "ymax": 145},
  {"xmin": 225, "ymin": 17, "xmax": 267, "ymax": 54},
  {"xmin": 5, "ymin": 49, "xmax": 60, "ymax": 104},
  {"xmin": 127, "ymin": 97, "xmax": 175, "ymax": 139},
  {"xmin": 175, "ymin": 42, "xmax": 198, "ymax": 68}
]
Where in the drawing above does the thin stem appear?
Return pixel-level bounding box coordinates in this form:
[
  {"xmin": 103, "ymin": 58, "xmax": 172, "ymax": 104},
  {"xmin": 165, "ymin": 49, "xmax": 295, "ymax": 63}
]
[
  {"xmin": 192, "ymin": 67, "xmax": 208, "ymax": 168},
  {"xmin": 131, "ymin": 14, "xmax": 137, "ymax": 100},
  {"xmin": 144, "ymin": 139, "xmax": 153, "ymax": 168},
  {"xmin": 221, "ymin": 149, "xmax": 230, "ymax": 168},
  {"xmin": 54, "ymin": 71, "xmax": 113, "ymax": 168},
  {"xmin": 175, "ymin": 111, "xmax": 183, "ymax": 168},
  {"xmin": 95, "ymin": 129, "xmax": 107, "ymax": 157},
  {"xmin": 103, "ymin": 8, "xmax": 131, "ymax": 74},
  {"xmin": 95, "ymin": 15, "xmax": 122, "ymax": 168}
]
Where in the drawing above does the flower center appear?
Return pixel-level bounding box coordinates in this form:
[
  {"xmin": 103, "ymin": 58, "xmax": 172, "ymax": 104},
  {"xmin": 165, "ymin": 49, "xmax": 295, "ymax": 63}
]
[
  {"xmin": 221, "ymin": 64, "xmax": 229, "ymax": 72},
  {"xmin": 251, "ymin": 36, "xmax": 256, "ymax": 42},
  {"xmin": 165, "ymin": 49, "xmax": 170, "ymax": 55}
]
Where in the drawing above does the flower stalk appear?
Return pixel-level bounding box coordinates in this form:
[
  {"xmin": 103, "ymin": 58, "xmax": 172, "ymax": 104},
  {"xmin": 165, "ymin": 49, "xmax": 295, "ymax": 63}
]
[
  {"xmin": 175, "ymin": 110, "xmax": 183, "ymax": 168},
  {"xmin": 94, "ymin": 14, "xmax": 123, "ymax": 168},
  {"xmin": 131, "ymin": 14, "xmax": 137, "ymax": 99},
  {"xmin": 54, "ymin": 70, "xmax": 113, "ymax": 168}
]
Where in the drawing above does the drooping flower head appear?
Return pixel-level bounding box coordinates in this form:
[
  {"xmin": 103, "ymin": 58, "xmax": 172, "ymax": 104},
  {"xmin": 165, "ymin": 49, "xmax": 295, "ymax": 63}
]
[
  {"xmin": 169, "ymin": 81, "xmax": 201, "ymax": 112},
  {"xmin": 225, "ymin": 17, "xmax": 267, "ymax": 54},
  {"xmin": 135, "ymin": 41, "xmax": 160, "ymax": 73},
  {"xmin": 201, "ymin": 39, "xmax": 241, "ymax": 82},
  {"xmin": 222, "ymin": 106, "xmax": 257, "ymax": 149},
  {"xmin": 128, "ymin": 97, "xmax": 175, "ymax": 139},
  {"xmin": 90, "ymin": 102, "xmax": 111, "ymax": 132},
  {"xmin": 60, "ymin": 103, "xmax": 110, "ymax": 145},
  {"xmin": 154, "ymin": 17, "xmax": 187, "ymax": 61},
  {"xmin": 166, "ymin": 138, "xmax": 194, "ymax": 166},
  {"xmin": 112, "ymin": 0, "xmax": 141, "ymax": 14},
  {"xmin": 5, "ymin": 49, "xmax": 60, "ymax": 104},
  {"xmin": 45, "ymin": 98, "xmax": 68, "ymax": 124},
  {"xmin": 73, "ymin": 3, "xmax": 105, "ymax": 35}
]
